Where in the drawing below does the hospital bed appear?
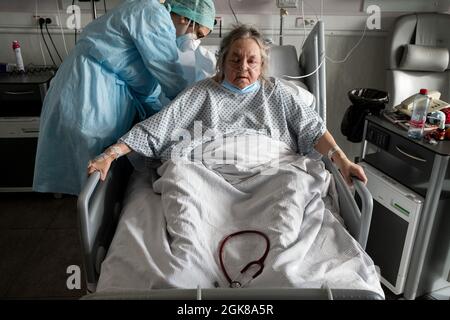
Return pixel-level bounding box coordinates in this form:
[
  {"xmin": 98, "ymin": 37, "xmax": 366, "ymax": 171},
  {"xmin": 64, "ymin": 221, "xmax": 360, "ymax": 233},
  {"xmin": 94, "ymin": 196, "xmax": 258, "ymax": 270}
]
[{"xmin": 77, "ymin": 22, "xmax": 382, "ymax": 300}]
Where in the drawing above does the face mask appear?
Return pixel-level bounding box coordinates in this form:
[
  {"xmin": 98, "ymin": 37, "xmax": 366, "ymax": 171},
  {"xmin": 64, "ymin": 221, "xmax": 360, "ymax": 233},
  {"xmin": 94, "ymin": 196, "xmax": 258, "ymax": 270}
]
[
  {"xmin": 221, "ymin": 79, "xmax": 261, "ymax": 94},
  {"xmin": 176, "ymin": 33, "xmax": 201, "ymax": 52}
]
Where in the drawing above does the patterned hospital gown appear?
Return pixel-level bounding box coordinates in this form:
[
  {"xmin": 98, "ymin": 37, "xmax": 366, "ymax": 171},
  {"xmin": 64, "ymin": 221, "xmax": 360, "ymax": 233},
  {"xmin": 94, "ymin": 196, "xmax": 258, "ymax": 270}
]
[{"xmin": 119, "ymin": 77, "xmax": 326, "ymax": 160}]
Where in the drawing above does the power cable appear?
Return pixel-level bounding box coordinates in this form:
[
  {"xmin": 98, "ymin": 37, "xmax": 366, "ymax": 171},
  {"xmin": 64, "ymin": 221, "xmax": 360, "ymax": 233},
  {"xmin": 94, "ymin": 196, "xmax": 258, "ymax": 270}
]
[
  {"xmin": 228, "ymin": 0, "xmax": 239, "ymax": 24},
  {"xmin": 298, "ymin": 0, "xmax": 368, "ymax": 64},
  {"xmin": 282, "ymin": 54, "xmax": 325, "ymax": 79},
  {"xmin": 56, "ymin": 0, "xmax": 69, "ymax": 56},
  {"xmin": 45, "ymin": 20, "xmax": 63, "ymax": 63},
  {"xmin": 325, "ymin": 23, "xmax": 368, "ymax": 64},
  {"xmin": 72, "ymin": 0, "xmax": 77, "ymax": 44},
  {"xmin": 39, "ymin": 18, "xmax": 57, "ymax": 67},
  {"xmin": 35, "ymin": 0, "xmax": 47, "ymax": 65}
]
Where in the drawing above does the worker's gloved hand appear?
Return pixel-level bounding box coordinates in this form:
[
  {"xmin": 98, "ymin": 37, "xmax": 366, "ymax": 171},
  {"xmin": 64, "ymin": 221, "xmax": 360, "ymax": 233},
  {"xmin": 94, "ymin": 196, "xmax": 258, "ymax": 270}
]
[{"xmin": 87, "ymin": 153, "xmax": 113, "ymax": 181}]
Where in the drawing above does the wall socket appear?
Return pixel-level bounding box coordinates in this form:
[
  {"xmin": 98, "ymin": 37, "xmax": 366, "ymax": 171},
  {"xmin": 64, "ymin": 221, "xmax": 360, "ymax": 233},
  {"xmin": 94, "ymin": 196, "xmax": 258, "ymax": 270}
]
[
  {"xmin": 33, "ymin": 14, "xmax": 61, "ymax": 27},
  {"xmin": 295, "ymin": 17, "xmax": 316, "ymax": 28}
]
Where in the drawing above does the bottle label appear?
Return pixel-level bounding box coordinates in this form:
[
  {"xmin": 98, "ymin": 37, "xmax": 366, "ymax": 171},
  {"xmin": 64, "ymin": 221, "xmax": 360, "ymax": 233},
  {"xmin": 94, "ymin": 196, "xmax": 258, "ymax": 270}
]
[{"xmin": 409, "ymin": 119, "xmax": 424, "ymax": 128}]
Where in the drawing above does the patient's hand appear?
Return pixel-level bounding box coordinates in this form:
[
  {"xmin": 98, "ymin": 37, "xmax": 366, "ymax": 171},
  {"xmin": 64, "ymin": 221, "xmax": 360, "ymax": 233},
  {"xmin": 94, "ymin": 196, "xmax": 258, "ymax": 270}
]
[
  {"xmin": 338, "ymin": 159, "xmax": 368, "ymax": 186},
  {"xmin": 87, "ymin": 153, "xmax": 113, "ymax": 181},
  {"xmin": 87, "ymin": 143, "xmax": 131, "ymax": 181}
]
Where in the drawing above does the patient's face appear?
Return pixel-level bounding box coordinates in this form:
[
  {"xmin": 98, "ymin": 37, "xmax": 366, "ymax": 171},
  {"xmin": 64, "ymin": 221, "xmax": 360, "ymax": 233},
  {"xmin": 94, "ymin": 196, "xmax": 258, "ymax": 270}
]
[{"xmin": 224, "ymin": 38, "xmax": 262, "ymax": 89}]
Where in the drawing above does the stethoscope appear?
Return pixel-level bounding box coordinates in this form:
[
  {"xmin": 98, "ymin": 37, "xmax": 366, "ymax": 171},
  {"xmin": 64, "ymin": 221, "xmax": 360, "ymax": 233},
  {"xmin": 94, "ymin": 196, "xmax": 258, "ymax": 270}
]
[{"xmin": 219, "ymin": 230, "xmax": 270, "ymax": 288}]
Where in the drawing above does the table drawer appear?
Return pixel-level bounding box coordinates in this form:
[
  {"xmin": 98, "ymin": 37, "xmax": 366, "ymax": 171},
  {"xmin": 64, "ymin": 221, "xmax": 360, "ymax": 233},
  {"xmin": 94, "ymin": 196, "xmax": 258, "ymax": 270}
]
[
  {"xmin": 0, "ymin": 84, "xmax": 42, "ymax": 101},
  {"xmin": 0, "ymin": 84, "xmax": 44, "ymax": 117},
  {"xmin": 366, "ymin": 122, "xmax": 435, "ymax": 174}
]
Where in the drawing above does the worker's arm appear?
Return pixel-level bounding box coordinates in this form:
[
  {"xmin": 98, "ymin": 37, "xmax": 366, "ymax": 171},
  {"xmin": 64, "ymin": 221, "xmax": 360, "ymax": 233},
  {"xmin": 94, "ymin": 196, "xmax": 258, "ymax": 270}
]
[{"xmin": 126, "ymin": 3, "xmax": 187, "ymax": 100}]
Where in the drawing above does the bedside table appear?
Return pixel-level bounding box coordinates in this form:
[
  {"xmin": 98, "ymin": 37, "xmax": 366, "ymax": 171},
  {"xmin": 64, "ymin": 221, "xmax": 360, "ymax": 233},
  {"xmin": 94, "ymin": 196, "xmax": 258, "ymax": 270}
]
[
  {"xmin": 0, "ymin": 71, "xmax": 54, "ymax": 191},
  {"xmin": 360, "ymin": 115, "xmax": 450, "ymax": 300}
]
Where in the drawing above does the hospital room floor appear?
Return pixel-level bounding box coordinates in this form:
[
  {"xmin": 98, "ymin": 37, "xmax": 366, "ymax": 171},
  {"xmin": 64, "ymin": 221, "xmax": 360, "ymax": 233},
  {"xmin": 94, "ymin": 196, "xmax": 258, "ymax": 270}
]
[
  {"xmin": 0, "ymin": 192, "xmax": 86, "ymax": 299},
  {"xmin": 0, "ymin": 192, "xmax": 431, "ymax": 300}
]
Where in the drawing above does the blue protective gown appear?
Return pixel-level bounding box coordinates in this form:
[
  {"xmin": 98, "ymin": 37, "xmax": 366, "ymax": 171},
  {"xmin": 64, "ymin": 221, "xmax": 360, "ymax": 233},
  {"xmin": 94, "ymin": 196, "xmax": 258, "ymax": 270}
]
[{"xmin": 33, "ymin": 0, "xmax": 187, "ymax": 195}]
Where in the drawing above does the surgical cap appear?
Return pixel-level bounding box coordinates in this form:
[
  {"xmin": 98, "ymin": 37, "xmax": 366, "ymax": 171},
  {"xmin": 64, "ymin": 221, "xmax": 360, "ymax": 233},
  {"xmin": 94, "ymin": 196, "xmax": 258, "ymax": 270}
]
[{"xmin": 166, "ymin": 0, "xmax": 216, "ymax": 31}]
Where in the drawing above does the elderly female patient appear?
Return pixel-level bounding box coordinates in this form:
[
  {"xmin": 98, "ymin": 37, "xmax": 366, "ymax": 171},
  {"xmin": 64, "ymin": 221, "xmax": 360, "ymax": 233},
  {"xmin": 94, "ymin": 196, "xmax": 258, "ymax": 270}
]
[
  {"xmin": 88, "ymin": 25, "xmax": 366, "ymax": 185},
  {"xmin": 87, "ymin": 25, "xmax": 383, "ymax": 294}
]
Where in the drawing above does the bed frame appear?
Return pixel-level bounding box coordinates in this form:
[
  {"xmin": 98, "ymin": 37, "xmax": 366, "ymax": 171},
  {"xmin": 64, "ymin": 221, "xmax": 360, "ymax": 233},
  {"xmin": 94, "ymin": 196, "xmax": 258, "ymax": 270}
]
[{"xmin": 77, "ymin": 22, "xmax": 382, "ymax": 300}]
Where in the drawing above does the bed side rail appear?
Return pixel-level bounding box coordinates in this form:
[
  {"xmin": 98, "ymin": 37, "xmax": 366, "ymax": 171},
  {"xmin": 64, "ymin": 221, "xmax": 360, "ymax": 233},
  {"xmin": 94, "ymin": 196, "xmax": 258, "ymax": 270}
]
[
  {"xmin": 82, "ymin": 288, "xmax": 383, "ymax": 300},
  {"xmin": 323, "ymin": 157, "xmax": 373, "ymax": 250},
  {"xmin": 77, "ymin": 156, "xmax": 133, "ymax": 292}
]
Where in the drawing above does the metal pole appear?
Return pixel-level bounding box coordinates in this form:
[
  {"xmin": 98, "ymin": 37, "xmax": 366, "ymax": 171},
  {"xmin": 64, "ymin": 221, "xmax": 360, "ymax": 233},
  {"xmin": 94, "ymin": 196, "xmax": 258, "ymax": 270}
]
[
  {"xmin": 279, "ymin": 9, "xmax": 283, "ymax": 46},
  {"xmin": 403, "ymin": 155, "xmax": 449, "ymax": 299},
  {"xmin": 91, "ymin": 0, "xmax": 97, "ymax": 20},
  {"xmin": 279, "ymin": 8, "xmax": 288, "ymax": 46}
]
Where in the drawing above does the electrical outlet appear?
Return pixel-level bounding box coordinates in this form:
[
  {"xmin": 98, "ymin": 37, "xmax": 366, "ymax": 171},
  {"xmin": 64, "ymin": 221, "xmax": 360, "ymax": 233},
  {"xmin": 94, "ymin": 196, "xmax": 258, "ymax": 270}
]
[
  {"xmin": 295, "ymin": 17, "xmax": 316, "ymax": 28},
  {"xmin": 304, "ymin": 18, "xmax": 316, "ymax": 26},
  {"xmin": 33, "ymin": 14, "xmax": 60, "ymax": 27}
]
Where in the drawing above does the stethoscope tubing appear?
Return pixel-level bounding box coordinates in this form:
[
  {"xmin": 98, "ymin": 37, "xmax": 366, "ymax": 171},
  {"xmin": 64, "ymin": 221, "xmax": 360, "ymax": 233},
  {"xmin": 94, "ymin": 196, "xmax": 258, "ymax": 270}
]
[{"xmin": 219, "ymin": 229, "xmax": 271, "ymax": 287}]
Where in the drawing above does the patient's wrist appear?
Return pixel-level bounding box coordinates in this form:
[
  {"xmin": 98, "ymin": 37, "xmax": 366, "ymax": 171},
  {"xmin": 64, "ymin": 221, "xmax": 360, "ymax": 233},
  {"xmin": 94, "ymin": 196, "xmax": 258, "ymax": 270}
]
[
  {"xmin": 94, "ymin": 152, "xmax": 113, "ymax": 163},
  {"xmin": 331, "ymin": 150, "xmax": 349, "ymax": 167},
  {"xmin": 105, "ymin": 144, "xmax": 124, "ymax": 161}
]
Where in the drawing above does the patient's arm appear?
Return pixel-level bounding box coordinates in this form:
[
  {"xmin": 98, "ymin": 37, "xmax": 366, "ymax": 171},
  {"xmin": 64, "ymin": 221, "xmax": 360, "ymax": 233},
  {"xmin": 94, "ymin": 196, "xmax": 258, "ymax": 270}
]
[
  {"xmin": 314, "ymin": 131, "xmax": 367, "ymax": 186},
  {"xmin": 87, "ymin": 143, "xmax": 131, "ymax": 181}
]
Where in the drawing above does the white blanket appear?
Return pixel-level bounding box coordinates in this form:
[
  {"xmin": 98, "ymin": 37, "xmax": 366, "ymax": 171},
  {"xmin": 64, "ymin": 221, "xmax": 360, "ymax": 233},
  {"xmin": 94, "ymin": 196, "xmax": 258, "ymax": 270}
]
[{"xmin": 97, "ymin": 134, "xmax": 383, "ymax": 297}]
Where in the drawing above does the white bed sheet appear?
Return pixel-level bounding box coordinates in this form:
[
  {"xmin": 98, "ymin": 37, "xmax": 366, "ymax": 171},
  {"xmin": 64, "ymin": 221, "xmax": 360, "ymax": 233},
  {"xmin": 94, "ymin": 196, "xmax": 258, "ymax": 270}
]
[{"xmin": 96, "ymin": 134, "xmax": 383, "ymax": 297}]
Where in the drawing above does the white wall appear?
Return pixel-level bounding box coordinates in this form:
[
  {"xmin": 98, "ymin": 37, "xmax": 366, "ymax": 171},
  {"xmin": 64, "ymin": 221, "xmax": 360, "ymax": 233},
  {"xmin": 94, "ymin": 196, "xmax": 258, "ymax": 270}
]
[
  {"xmin": 0, "ymin": 0, "xmax": 447, "ymax": 160},
  {"xmin": 215, "ymin": 0, "xmax": 450, "ymax": 15},
  {"xmin": 325, "ymin": 35, "xmax": 387, "ymax": 161}
]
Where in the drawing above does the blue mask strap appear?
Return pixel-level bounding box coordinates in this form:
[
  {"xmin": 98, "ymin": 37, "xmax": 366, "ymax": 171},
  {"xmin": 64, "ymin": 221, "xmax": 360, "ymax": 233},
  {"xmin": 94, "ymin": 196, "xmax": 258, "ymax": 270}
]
[{"xmin": 222, "ymin": 79, "xmax": 260, "ymax": 94}]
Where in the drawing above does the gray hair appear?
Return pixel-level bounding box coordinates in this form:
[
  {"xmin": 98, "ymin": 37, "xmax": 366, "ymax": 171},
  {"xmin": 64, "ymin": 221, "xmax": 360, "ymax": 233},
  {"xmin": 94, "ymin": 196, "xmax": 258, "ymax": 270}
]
[{"xmin": 215, "ymin": 24, "xmax": 269, "ymax": 82}]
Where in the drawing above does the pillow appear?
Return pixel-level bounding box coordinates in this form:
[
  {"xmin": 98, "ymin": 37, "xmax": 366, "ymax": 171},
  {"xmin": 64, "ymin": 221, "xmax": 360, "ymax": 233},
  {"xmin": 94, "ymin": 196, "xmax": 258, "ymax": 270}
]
[
  {"xmin": 268, "ymin": 45, "xmax": 301, "ymax": 78},
  {"xmin": 279, "ymin": 78, "xmax": 314, "ymax": 106},
  {"xmin": 399, "ymin": 44, "xmax": 449, "ymax": 72}
]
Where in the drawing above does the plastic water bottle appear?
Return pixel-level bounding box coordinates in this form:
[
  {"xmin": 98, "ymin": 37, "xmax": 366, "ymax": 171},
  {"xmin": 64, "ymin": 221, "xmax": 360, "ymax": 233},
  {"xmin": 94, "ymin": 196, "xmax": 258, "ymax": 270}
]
[
  {"xmin": 12, "ymin": 40, "xmax": 25, "ymax": 72},
  {"xmin": 407, "ymin": 89, "xmax": 431, "ymax": 140}
]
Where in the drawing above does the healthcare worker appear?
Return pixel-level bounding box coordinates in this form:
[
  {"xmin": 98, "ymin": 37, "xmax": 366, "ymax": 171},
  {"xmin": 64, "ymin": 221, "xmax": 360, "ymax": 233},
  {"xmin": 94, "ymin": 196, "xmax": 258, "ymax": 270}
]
[{"xmin": 33, "ymin": 0, "xmax": 216, "ymax": 195}]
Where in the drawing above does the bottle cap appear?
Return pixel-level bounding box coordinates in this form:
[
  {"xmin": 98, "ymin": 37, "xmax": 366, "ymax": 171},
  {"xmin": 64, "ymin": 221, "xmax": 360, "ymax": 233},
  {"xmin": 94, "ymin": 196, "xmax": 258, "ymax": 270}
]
[
  {"xmin": 419, "ymin": 88, "xmax": 428, "ymax": 95},
  {"xmin": 12, "ymin": 40, "xmax": 20, "ymax": 50}
]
